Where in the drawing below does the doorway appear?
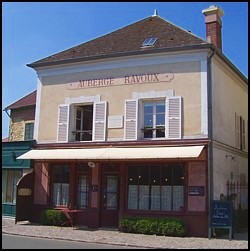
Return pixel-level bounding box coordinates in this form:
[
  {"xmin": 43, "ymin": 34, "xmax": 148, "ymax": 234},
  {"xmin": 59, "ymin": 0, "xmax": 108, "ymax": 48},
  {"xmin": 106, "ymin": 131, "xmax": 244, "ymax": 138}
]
[{"xmin": 100, "ymin": 164, "xmax": 120, "ymax": 227}]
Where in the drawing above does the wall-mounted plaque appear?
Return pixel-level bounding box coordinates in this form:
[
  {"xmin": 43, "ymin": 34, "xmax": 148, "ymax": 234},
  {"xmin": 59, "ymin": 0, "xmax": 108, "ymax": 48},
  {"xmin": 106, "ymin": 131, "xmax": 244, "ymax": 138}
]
[
  {"xmin": 189, "ymin": 186, "xmax": 204, "ymax": 196},
  {"xmin": 18, "ymin": 188, "xmax": 31, "ymax": 196},
  {"xmin": 108, "ymin": 116, "xmax": 123, "ymax": 129}
]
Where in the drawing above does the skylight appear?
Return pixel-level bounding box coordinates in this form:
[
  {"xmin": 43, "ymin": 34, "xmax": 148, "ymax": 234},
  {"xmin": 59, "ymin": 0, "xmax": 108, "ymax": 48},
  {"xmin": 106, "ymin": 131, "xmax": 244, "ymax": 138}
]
[{"xmin": 142, "ymin": 37, "xmax": 158, "ymax": 47}]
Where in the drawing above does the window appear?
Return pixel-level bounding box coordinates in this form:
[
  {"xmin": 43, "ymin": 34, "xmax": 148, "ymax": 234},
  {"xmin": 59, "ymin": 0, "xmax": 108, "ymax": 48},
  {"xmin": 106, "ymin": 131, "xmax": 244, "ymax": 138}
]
[
  {"xmin": 74, "ymin": 105, "xmax": 93, "ymax": 141},
  {"xmin": 235, "ymin": 113, "xmax": 247, "ymax": 151},
  {"xmin": 51, "ymin": 164, "xmax": 70, "ymax": 206},
  {"xmin": 143, "ymin": 100, "xmax": 165, "ymax": 138},
  {"xmin": 2, "ymin": 170, "xmax": 22, "ymax": 204},
  {"xmin": 127, "ymin": 164, "xmax": 184, "ymax": 211},
  {"xmin": 142, "ymin": 37, "xmax": 158, "ymax": 47},
  {"xmin": 77, "ymin": 164, "xmax": 90, "ymax": 209},
  {"xmin": 24, "ymin": 122, "xmax": 34, "ymax": 141}
]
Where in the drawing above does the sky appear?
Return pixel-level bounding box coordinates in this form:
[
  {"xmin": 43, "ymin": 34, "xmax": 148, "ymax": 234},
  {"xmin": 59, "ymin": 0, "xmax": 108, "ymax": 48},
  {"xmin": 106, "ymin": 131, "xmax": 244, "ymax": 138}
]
[{"xmin": 2, "ymin": 2, "xmax": 248, "ymax": 139}]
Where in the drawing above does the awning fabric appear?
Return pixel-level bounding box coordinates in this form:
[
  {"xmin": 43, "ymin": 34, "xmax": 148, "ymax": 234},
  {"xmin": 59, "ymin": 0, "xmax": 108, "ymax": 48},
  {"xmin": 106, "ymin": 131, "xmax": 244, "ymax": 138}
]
[{"xmin": 17, "ymin": 145, "xmax": 204, "ymax": 160}]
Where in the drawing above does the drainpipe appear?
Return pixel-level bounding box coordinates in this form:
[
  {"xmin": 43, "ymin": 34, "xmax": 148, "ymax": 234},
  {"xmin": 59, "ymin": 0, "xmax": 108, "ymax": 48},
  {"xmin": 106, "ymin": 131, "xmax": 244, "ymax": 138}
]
[{"xmin": 207, "ymin": 47, "xmax": 215, "ymax": 234}]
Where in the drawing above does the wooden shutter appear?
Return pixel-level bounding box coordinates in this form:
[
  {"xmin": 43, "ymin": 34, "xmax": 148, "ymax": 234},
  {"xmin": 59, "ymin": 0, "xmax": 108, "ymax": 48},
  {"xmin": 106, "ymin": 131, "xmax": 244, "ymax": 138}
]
[
  {"xmin": 57, "ymin": 104, "xmax": 70, "ymax": 142},
  {"xmin": 235, "ymin": 113, "xmax": 240, "ymax": 149},
  {"xmin": 93, "ymin": 101, "xmax": 107, "ymax": 141},
  {"xmin": 167, "ymin": 96, "xmax": 182, "ymax": 139},
  {"xmin": 124, "ymin": 99, "xmax": 138, "ymax": 140},
  {"xmin": 242, "ymin": 118, "xmax": 246, "ymax": 151}
]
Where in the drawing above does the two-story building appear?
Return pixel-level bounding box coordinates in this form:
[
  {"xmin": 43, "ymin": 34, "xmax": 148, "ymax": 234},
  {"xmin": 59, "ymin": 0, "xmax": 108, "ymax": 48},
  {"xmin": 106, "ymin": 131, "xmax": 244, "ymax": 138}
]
[
  {"xmin": 2, "ymin": 90, "xmax": 36, "ymax": 216},
  {"xmin": 18, "ymin": 6, "xmax": 248, "ymax": 237}
]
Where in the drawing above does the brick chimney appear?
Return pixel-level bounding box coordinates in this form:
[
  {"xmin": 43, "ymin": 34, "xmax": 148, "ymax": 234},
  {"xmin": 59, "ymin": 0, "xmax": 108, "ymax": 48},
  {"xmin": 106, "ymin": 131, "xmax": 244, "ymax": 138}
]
[{"xmin": 202, "ymin": 5, "xmax": 224, "ymax": 50}]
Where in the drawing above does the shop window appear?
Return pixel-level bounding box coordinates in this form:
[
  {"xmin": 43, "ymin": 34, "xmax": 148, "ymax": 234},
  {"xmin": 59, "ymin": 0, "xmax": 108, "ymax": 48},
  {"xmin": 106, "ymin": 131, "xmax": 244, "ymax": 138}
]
[
  {"xmin": 77, "ymin": 164, "xmax": 90, "ymax": 209},
  {"xmin": 127, "ymin": 164, "xmax": 184, "ymax": 211},
  {"xmin": 2, "ymin": 170, "xmax": 22, "ymax": 204},
  {"xmin": 51, "ymin": 165, "xmax": 69, "ymax": 206},
  {"xmin": 24, "ymin": 122, "xmax": 34, "ymax": 141}
]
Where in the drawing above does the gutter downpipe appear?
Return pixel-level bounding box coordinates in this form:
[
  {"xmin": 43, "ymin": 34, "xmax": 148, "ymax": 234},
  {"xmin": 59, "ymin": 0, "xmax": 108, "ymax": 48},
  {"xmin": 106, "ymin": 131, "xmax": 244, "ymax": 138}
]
[{"xmin": 207, "ymin": 47, "xmax": 215, "ymax": 236}]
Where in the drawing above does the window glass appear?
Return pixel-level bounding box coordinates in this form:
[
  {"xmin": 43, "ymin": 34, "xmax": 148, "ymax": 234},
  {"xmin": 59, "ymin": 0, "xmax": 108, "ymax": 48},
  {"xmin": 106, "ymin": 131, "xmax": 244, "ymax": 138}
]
[
  {"xmin": 24, "ymin": 123, "xmax": 34, "ymax": 141},
  {"xmin": 77, "ymin": 163, "xmax": 90, "ymax": 209},
  {"xmin": 52, "ymin": 165, "xmax": 69, "ymax": 206},
  {"xmin": 74, "ymin": 105, "xmax": 93, "ymax": 141},
  {"xmin": 2, "ymin": 170, "xmax": 22, "ymax": 204},
  {"xmin": 143, "ymin": 100, "xmax": 165, "ymax": 139},
  {"xmin": 127, "ymin": 164, "xmax": 184, "ymax": 212}
]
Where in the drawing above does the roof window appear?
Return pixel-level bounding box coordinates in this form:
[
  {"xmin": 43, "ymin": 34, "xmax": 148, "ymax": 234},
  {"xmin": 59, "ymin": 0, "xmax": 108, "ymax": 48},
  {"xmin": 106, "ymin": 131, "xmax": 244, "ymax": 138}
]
[{"xmin": 142, "ymin": 37, "xmax": 158, "ymax": 47}]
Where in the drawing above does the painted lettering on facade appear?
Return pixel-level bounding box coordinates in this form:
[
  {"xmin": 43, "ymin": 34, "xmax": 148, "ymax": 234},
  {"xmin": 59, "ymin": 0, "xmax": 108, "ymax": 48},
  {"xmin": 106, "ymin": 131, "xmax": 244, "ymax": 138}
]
[{"xmin": 67, "ymin": 72, "xmax": 174, "ymax": 90}]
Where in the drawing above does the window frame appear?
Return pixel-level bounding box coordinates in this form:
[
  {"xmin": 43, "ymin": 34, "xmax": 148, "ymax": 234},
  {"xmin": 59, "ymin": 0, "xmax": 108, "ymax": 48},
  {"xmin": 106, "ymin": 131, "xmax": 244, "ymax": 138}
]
[
  {"xmin": 127, "ymin": 163, "xmax": 186, "ymax": 212},
  {"xmin": 24, "ymin": 122, "xmax": 34, "ymax": 141}
]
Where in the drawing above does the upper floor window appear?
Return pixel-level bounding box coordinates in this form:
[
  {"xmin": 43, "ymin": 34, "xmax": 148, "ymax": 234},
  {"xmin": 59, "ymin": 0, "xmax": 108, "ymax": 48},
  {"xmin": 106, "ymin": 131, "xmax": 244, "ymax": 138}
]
[
  {"xmin": 57, "ymin": 101, "xmax": 107, "ymax": 143},
  {"xmin": 235, "ymin": 113, "xmax": 248, "ymax": 152},
  {"xmin": 74, "ymin": 105, "xmax": 93, "ymax": 141},
  {"xmin": 24, "ymin": 122, "xmax": 34, "ymax": 141},
  {"xmin": 143, "ymin": 100, "xmax": 165, "ymax": 138}
]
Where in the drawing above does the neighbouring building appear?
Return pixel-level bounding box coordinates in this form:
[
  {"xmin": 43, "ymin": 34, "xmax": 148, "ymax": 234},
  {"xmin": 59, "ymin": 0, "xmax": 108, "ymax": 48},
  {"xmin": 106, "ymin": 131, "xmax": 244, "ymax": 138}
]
[
  {"xmin": 2, "ymin": 90, "xmax": 36, "ymax": 216},
  {"xmin": 17, "ymin": 6, "xmax": 247, "ymax": 237}
]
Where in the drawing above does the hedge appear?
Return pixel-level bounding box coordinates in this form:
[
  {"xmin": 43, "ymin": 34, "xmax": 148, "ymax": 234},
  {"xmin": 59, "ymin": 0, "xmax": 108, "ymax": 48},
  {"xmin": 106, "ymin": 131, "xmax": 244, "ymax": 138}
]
[
  {"xmin": 119, "ymin": 216, "xmax": 186, "ymax": 237},
  {"xmin": 40, "ymin": 209, "xmax": 67, "ymax": 226}
]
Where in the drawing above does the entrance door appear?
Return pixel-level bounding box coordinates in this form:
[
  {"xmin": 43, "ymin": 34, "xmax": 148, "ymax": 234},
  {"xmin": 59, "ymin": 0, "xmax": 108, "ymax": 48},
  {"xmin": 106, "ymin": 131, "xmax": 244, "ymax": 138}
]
[{"xmin": 100, "ymin": 164, "xmax": 119, "ymax": 227}]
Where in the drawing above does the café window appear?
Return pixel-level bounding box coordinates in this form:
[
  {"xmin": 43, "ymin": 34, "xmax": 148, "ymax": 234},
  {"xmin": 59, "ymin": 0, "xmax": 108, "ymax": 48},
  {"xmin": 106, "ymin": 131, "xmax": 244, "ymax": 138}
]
[
  {"xmin": 143, "ymin": 100, "xmax": 165, "ymax": 138},
  {"xmin": 77, "ymin": 164, "xmax": 90, "ymax": 209},
  {"xmin": 51, "ymin": 164, "xmax": 70, "ymax": 206},
  {"xmin": 127, "ymin": 164, "xmax": 184, "ymax": 211}
]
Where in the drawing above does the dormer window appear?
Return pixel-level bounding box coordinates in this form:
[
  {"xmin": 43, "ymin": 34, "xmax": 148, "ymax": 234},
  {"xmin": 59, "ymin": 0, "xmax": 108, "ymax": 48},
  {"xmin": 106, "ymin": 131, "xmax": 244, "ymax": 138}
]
[{"xmin": 142, "ymin": 37, "xmax": 158, "ymax": 47}]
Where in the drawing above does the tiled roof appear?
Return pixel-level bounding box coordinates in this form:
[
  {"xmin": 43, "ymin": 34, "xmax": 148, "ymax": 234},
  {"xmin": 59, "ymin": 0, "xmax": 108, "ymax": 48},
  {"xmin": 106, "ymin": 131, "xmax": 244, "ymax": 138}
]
[
  {"xmin": 2, "ymin": 137, "xmax": 9, "ymax": 142},
  {"xmin": 28, "ymin": 15, "xmax": 208, "ymax": 68},
  {"xmin": 4, "ymin": 90, "xmax": 36, "ymax": 111}
]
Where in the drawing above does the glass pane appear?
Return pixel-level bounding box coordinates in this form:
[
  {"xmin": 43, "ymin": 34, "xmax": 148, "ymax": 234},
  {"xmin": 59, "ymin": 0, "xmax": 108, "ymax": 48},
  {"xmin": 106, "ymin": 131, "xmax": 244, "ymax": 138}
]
[
  {"xmin": 107, "ymin": 193, "xmax": 117, "ymax": 209},
  {"xmin": 156, "ymin": 102, "xmax": 165, "ymax": 113},
  {"xmin": 128, "ymin": 185, "xmax": 138, "ymax": 209},
  {"xmin": 161, "ymin": 186, "xmax": 172, "ymax": 211},
  {"xmin": 173, "ymin": 164, "xmax": 184, "ymax": 186},
  {"xmin": 76, "ymin": 109, "xmax": 81, "ymax": 119},
  {"xmin": 76, "ymin": 120, "xmax": 81, "ymax": 130},
  {"xmin": 156, "ymin": 127, "xmax": 165, "ymax": 138},
  {"xmin": 173, "ymin": 186, "xmax": 183, "ymax": 211},
  {"xmin": 144, "ymin": 102, "xmax": 153, "ymax": 113},
  {"xmin": 144, "ymin": 114, "xmax": 153, "ymax": 127},
  {"xmin": 156, "ymin": 114, "xmax": 165, "ymax": 126},
  {"xmin": 139, "ymin": 185, "xmax": 149, "ymax": 210}
]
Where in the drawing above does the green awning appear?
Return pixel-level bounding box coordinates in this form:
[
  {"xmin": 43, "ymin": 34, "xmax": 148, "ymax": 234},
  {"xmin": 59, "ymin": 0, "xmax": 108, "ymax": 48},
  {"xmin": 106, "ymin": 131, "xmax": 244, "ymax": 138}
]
[{"xmin": 2, "ymin": 141, "xmax": 34, "ymax": 169}]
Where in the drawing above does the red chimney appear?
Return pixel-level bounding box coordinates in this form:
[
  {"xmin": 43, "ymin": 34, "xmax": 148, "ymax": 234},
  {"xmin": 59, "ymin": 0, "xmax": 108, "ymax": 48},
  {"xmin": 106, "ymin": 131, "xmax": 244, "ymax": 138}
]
[{"xmin": 202, "ymin": 5, "xmax": 224, "ymax": 50}]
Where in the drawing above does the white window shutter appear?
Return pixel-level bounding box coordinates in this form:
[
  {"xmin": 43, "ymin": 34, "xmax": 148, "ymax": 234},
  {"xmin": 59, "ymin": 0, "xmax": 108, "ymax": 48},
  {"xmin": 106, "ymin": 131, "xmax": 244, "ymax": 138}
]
[
  {"xmin": 93, "ymin": 101, "xmax": 107, "ymax": 141},
  {"xmin": 167, "ymin": 96, "xmax": 182, "ymax": 139},
  {"xmin": 124, "ymin": 99, "xmax": 138, "ymax": 140},
  {"xmin": 235, "ymin": 113, "xmax": 240, "ymax": 149},
  {"xmin": 57, "ymin": 104, "xmax": 70, "ymax": 142}
]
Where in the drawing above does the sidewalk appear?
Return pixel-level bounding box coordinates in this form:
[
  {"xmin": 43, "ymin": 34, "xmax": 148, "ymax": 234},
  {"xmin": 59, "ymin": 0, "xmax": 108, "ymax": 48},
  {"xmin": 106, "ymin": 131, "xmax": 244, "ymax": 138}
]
[{"xmin": 2, "ymin": 217, "xmax": 248, "ymax": 249}]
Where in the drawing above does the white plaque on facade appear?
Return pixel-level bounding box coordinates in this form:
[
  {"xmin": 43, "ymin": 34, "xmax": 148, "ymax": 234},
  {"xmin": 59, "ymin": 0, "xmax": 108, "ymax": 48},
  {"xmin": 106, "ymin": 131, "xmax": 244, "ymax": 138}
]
[{"xmin": 108, "ymin": 116, "xmax": 123, "ymax": 129}]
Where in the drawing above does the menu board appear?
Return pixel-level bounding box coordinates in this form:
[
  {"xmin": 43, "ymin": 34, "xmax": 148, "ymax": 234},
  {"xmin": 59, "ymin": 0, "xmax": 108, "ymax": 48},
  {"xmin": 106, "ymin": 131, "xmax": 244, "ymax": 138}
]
[
  {"xmin": 128, "ymin": 185, "xmax": 138, "ymax": 209},
  {"xmin": 161, "ymin": 186, "xmax": 172, "ymax": 211},
  {"xmin": 173, "ymin": 186, "xmax": 183, "ymax": 211},
  {"xmin": 210, "ymin": 200, "xmax": 233, "ymax": 227}
]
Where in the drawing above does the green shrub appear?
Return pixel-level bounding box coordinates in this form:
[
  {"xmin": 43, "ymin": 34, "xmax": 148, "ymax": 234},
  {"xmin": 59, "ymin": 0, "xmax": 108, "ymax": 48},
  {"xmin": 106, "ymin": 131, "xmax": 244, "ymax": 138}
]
[
  {"xmin": 40, "ymin": 209, "xmax": 66, "ymax": 226},
  {"xmin": 119, "ymin": 216, "xmax": 186, "ymax": 237}
]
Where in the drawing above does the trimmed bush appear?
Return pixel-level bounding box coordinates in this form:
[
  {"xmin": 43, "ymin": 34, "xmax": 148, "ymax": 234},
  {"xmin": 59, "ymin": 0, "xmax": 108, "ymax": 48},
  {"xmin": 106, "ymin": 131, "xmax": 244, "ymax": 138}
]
[
  {"xmin": 119, "ymin": 216, "xmax": 186, "ymax": 237},
  {"xmin": 40, "ymin": 209, "xmax": 67, "ymax": 226}
]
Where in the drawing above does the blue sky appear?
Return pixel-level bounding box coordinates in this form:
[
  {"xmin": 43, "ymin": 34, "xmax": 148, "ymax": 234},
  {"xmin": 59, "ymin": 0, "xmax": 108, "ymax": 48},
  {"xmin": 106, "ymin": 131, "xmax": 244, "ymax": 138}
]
[{"xmin": 2, "ymin": 2, "xmax": 248, "ymax": 139}]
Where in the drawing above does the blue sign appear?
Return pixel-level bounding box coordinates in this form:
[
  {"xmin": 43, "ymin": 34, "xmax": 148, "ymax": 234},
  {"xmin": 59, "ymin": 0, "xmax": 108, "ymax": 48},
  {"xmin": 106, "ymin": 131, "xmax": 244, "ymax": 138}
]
[{"xmin": 210, "ymin": 200, "xmax": 233, "ymax": 227}]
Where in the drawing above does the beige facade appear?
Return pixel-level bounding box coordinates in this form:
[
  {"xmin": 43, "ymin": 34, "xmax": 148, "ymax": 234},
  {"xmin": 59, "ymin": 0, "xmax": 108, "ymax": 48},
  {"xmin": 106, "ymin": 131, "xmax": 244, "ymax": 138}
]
[
  {"xmin": 211, "ymin": 55, "xmax": 248, "ymax": 203},
  {"xmin": 36, "ymin": 55, "xmax": 204, "ymax": 143}
]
